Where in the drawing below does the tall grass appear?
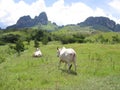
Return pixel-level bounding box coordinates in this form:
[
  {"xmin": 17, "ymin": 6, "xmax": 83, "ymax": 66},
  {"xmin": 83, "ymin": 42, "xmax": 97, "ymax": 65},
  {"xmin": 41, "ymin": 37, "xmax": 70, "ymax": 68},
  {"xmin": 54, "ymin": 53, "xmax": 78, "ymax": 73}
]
[{"xmin": 0, "ymin": 42, "xmax": 120, "ymax": 90}]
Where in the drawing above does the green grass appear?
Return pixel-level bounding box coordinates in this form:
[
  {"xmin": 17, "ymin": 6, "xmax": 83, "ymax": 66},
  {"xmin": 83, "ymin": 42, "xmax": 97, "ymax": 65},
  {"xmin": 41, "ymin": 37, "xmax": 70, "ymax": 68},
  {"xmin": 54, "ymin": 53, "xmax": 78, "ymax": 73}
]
[{"xmin": 0, "ymin": 42, "xmax": 120, "ymax": 90}]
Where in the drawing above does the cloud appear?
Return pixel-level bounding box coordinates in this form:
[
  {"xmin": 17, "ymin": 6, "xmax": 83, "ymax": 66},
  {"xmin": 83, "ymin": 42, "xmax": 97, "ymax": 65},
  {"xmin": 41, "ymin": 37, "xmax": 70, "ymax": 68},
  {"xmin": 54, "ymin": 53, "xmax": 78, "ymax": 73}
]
[
  {"xmin": 109, "ymin": 0, "xmax": 120, "ymax": 11},
  {"xmin": 0, "ymin": 0, "xmax": 46, "ymax": 28},
  {"xmin": 46, "ymin": 0, "xmax": 107, "ymax": 25},
  {"xmin": 0, "ymin": 0, "xmax": 119, "ymax": 28},
  {"xmin": 108, "ymin": 0, "xmax": 120, "ymax": 23}
]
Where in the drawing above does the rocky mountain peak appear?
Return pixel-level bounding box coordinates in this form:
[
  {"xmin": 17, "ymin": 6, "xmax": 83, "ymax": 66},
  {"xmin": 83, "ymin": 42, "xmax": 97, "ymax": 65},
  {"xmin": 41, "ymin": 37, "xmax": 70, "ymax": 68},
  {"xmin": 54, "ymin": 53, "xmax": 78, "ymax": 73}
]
[
  {"xmin": 79, "ymin": 16, "xmax": 120, "ymax": 31},
  {"xmin": 17, "ymin": 15, "xmax": 32, "ymax": 24},
  {"xmin": 34, "ymin": 12, "xmax": 48, "ymax": 25},
  {"xmin": 7, "ymin": 12, "xmax": 48, "ymax": 29}
]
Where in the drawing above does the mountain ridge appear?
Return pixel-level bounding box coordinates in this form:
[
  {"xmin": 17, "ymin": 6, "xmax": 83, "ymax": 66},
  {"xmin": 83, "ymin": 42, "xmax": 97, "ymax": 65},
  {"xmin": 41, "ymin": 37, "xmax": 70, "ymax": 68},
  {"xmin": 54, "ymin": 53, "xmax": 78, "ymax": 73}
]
[
  {"xmin": 78, "ymin": 16, "xmax": 120, "ymax": 32},
  {"xmin": 5, "ymin": 12, "xmax": 120, "ymax": 32}
]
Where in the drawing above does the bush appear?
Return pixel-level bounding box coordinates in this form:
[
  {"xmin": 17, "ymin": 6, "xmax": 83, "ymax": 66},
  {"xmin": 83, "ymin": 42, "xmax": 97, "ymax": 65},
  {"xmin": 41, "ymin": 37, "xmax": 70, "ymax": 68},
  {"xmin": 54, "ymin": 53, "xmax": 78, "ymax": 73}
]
[
  {"xmin": 33, "ymin": 30, "xmax": 44, "ymax": 41},
  {"xmin": 34, "ymin": 39, "xmax": 39, "ymax": 48},
  {"xmin": 14, "ymin": 40, "xmax": 25, "ymax": 55},
  {"xmin": 42, "ymin": 36, "xmax": 49, "ymax": 45},
  {"xmin": 1, "ymin": 34, "xmax": 20, "ymax": 43},
  {"xmin": 0, "ymin": 55, "xmax": 5, "ymax": 64},
  {"xmin": 112, "ymin": 35, "xmax": 120, "ymax": 44},
  {"xmin": 73, "ymin": 34, "xmax": 86, "ymax": 43},
  {"xmin": 26, "ymin": 36, "xmax": 31, "ymax": 45},
  {"xmin": 0, "ymin": 41, "xmax": 5, "ymax": 45}
]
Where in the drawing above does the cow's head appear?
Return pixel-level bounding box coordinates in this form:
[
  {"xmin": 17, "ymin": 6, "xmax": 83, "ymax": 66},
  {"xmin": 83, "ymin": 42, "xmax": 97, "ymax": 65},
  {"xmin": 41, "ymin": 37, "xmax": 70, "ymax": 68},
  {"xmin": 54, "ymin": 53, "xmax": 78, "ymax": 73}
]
[
  {"xmin": 36, "ymin": 48, "xmax": 39, "ymax": 51},
  {"xmin": 57, "ymin": 47, "xmax": 66, "ymax": 57}
]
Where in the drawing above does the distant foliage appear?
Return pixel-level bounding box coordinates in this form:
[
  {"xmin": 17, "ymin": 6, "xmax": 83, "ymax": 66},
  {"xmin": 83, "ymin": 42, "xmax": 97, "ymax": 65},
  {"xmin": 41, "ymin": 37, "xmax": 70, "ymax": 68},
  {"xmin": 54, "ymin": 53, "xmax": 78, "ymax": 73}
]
[
  {"xmin": 34, "ymin": 30, "xmax": 44, "ymax": 41},
  {"xmin": 85, "ymin": 33, "xmax": 120, "ymax": 44},
  {"xmin": 73, "ymin": 34, "xmax": 86, "ymax": 43},
  {"xmin": 0, "ymin": 41, "xmax": 5, "ymax": 45},
  {"xmin": 112, "ymin": 35, "xmax": 120, "ymax": 44},
  {"xmin": 52, "ymin": 33, "xmax": 86, "ymax": 44},
  {"xmin": 95, "ymin": 35, "xmax": 109, "ymax": 44},
  {"xmin": 0, "ymin": 54, "xmax": 5, "ymax": 64},
  {"xmin": 34, "ymin": 39, "xmax": 39, "ymax": 48},
  {"xmin": 42, "ymin": 36, "xmax": 49, "ymax": 45},
  {"xmin": 1, "ymin": 27, "xmax": 120, "ymax": 46},
  {"xmin": 32, "ymin": 29, "xmax": 52, "ymax": 45},
  {"xmin": 26, "ymin": 36, "xmax": 31, "ymax": 45},
  {"xmin": 14, "ymin": 40, "xmax": 25, "ymax": 55},
  {"xmin": 1, "ymin": 34, "xmax": 20, "ymax": 43}
]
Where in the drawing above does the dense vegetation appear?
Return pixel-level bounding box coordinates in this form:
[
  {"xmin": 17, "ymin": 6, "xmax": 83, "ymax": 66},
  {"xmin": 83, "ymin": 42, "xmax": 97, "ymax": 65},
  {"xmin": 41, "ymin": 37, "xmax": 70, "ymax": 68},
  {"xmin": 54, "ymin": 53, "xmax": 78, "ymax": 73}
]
[{"xmin": 0, "ymin": 27, "xmax": 120, "ymax": 46}]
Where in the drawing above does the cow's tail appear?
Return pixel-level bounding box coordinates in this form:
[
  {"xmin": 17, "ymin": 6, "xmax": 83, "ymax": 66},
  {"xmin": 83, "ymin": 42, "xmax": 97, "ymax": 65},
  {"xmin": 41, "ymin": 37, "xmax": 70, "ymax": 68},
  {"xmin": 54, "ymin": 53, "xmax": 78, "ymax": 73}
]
[
  {"xmin": 73, "ymin": 53, "xmax": 77, "ymax": 71},
  {"xmin": 72, "ymin": 53, "xmax": 76, "ymax": 61}
]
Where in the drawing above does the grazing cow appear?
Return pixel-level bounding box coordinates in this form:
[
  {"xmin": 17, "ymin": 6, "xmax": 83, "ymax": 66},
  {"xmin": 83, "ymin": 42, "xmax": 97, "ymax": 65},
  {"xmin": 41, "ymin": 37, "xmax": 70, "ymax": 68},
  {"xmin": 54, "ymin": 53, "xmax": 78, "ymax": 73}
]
[
  {"xmin": 57, "ymin": 47, "xmax": 77, "ymax": 71},
  {"xmin": 33, "ymin": 48, "xmax": 42, "ymax": 57}
]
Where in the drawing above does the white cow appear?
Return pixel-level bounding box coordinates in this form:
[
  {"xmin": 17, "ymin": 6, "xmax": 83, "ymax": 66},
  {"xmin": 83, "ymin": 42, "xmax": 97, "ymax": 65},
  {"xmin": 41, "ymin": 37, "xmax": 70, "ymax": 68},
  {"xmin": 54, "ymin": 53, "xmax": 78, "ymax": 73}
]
[
  {"xmin": 33, "ymin": 48, "xmax": 42, "ymax": 57},
  {"xmin": 57, "ymin": 47, "xmax": 77, "ymax": 71}
]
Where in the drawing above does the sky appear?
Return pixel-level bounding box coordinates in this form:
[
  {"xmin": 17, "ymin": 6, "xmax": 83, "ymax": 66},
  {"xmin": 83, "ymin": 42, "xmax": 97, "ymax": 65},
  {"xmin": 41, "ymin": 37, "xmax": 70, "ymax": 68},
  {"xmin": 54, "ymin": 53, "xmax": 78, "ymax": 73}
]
[{"xmin": 0, "ymin": 0, "xmax": 120, "ymax": 29}]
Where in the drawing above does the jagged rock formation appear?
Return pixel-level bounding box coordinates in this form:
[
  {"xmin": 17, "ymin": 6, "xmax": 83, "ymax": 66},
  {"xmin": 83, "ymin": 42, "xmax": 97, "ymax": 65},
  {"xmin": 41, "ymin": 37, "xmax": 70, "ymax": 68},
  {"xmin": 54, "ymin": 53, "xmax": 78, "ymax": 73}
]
[
  {"xmin": 7, "ymin": 12, "xmax": 48, "ymax": 29},
  {"xmin": 78, "ymin": 16, "xmax": 120, "ymax": 32}
]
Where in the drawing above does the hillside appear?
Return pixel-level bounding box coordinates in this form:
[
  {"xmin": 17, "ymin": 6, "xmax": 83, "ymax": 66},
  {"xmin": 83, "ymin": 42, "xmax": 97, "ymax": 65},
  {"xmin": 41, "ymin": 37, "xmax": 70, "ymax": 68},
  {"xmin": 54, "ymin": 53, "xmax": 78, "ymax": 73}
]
[{"xmin": 32, "ymin": 21, "xmax": 58, "ymax": 31}]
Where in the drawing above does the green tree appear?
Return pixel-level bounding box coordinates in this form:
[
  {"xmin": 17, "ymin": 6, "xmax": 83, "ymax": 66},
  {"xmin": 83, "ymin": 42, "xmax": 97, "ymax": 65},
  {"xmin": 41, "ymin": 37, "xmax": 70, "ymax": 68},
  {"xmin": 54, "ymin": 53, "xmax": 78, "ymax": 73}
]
[
  {"xmin": 14, "ymin": 40, "xmax": 25, "ymax": 56},
  {"xmin": 112, "ymin": 35, "xmax": 120, "ymax": 44},
  {"xmin": 34, "ymin": 39, "xmax": 39, "ymax": 48},
  {"xmin": 26, "ymin": 36, "xmax": 31, "ymax": 45},
  {"xmin": 42, "ymin": 36, "xmax": 49, "ymax": 45},
  {"xmin": 1, "ymin": 34, "xmax": 20, "ymax": 43}
]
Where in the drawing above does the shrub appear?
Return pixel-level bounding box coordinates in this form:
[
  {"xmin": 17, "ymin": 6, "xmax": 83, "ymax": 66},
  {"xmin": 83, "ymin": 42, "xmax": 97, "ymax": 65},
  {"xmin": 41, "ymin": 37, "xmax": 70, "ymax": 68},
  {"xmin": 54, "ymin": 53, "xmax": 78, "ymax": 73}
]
[
  {"xmin": 73, "ymin": 34, "xmax": 86, "ymax": 43},
  {"xmin": 112, "ymin": 35, "xmax": 120, "ymax": 44},
  {"xmin": 42, "ymin": 36, "xmax": 49, "ymax": 45},
  {"xmin": 14, "ymin": 40, "xmax": 25, "ymax": 55},
  {"xmin": 34, "ymin": 39, "xmax": 39, "ymax": 48},
  {"xmin": 0, "ymin": 41, "xmax": 5, "ymax": 45},
  {"xmin": 1, "ymin": 34, "xmax": 20, "ymax": 43},
  {"xmin": 0, "ymin": 55, "xmax": 5, "ymax": 64}
]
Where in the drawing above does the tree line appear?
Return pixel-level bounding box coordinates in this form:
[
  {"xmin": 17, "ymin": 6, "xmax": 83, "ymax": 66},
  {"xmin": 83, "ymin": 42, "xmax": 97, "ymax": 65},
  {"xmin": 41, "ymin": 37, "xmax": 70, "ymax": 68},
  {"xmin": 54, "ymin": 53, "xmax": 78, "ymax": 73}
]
[{"xmin": 0, "ymin": 28, "xmax": 120, "ymax": 55}]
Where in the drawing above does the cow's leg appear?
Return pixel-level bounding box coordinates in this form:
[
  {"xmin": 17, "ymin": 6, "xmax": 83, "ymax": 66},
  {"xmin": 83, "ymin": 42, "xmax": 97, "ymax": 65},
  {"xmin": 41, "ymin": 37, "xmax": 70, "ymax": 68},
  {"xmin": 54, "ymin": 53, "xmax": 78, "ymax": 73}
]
[
  {"xmin": 58, "ymin": 60, "xmax": 62, "ymax": 69},
  {"xmin": 69, "ymin": 64, "xmax": 72, "ymax": 70},
  {"xmin": 68, "ymin": 63, "xmax": 71, "ymax": 72},
  {"xmin": 73, "ymin": 61, "xmax": 77, "ymax": 71}
]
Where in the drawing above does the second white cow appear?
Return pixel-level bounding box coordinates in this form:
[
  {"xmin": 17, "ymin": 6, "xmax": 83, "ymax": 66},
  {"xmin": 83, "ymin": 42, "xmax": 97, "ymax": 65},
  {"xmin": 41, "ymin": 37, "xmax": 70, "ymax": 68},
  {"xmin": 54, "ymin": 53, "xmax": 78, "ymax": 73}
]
[
  {"xmin": 57, "ymin": 47, "xmax": 77, "ymax": 71},
  {"xmin": 33, "ymin": 48, "xmax": 42, "ymax": 57}
]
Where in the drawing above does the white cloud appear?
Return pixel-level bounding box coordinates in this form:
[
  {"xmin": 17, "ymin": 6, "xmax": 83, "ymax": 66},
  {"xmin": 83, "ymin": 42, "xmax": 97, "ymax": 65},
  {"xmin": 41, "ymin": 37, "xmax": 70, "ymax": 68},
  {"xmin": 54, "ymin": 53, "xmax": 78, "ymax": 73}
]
[
  {"xmin": 0, "ymin": 0, "xmax": 46, "ymax": 27},
  {"xmin": 46, "ymin": 0, "xmax": 107, "ymax": 25},
  {"xmin": 47, "ymin": 0, "xmax": 120, "ymax": 25},
  {"xmin": 108, "ymin": 0, "xmax": 120, "ymax": 24},
  {"xmin": 109, "ymin": 0, "xmax": 120, "ymax": 11},
  {"xmin": 0, "ymin": 0, "xmax": 119, "ymax": 28},
  {"xmin": 93, "ymin": 8, "xmax": 106, "ymax": 16},
  {"xmin": 107, "ymin": 14, "xmax": 120, "ymax": 24}
]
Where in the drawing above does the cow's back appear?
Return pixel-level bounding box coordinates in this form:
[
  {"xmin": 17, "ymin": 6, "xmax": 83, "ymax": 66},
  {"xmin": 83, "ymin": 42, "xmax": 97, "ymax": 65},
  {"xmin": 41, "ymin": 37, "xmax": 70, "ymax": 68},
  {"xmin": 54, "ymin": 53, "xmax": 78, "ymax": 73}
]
[{"xmin": 59, "ymin": 48, "xmax": 76, "ymax": 62}]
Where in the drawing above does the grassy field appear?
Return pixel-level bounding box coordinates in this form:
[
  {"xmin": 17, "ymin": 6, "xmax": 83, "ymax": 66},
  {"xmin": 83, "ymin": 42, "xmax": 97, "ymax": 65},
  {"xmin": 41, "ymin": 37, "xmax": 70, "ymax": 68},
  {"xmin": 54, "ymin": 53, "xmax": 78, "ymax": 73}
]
[{"xmin": 0, "ymin": 42, "xmax": 120, "ymax": 90}]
